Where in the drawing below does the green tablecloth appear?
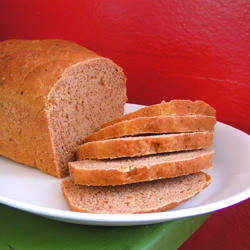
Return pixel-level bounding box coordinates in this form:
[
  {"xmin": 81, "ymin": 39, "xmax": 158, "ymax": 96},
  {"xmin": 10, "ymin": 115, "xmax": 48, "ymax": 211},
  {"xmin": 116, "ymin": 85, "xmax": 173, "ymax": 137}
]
[{"xmin": 0, "ymin": 204, "xmax": 211, "ymax": 250}]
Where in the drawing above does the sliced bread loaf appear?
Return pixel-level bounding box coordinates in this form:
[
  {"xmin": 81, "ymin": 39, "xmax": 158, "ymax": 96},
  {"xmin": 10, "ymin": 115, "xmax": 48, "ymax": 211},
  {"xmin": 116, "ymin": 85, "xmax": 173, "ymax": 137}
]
[
  {"xmin": 84, "ymin": 115, "xmax": 216, "ymax": 143},
  {"xmin": 0, "ymin": 39, "xmax": 127, "ymax": 177},
  {"xmin": 61, "ymin": 171, "xmax": 212, "ymax": 214},
  {"xmin": 101, "ymin": 100, "xmax": 216, "ymax": 128},
  {"xmin": 69, "ymin": 149, "xmax": 213, "ymax": 186},
  {"xmin": 76, "ymin": 132, "xmax": 213, "ymax": 160}
]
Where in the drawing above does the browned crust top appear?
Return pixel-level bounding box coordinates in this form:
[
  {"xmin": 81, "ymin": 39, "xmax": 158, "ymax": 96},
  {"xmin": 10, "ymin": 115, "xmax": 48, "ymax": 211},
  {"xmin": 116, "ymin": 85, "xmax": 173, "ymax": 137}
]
[{"xmin": 0, "ymin": 39, "xmax": 99, "ymax": 101}]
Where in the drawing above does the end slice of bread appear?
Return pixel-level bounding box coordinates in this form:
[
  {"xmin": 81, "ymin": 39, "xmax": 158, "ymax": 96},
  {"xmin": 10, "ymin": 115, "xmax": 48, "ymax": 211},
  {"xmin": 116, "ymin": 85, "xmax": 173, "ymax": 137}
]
[
  {"xmin": 101, "ymin": 100, "xmax": 216, "ymax": 128},
  {"xmin": 69, "ymin": 149, "xmax": 213, "ymax": 186},
  {"xmin": 61, "ymin": 172, "xmax": 212, "ymax": 214},
  {"xmin": 84, "ymin": 115, "xmax": 216, "ymax": 143}
]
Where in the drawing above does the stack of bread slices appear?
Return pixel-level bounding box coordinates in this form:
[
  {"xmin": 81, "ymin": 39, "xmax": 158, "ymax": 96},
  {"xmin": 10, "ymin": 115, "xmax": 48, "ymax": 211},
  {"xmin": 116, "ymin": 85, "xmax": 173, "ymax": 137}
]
[{"xmin": 61, "ymin": 100, "xmax": 216, "ymax": 214}]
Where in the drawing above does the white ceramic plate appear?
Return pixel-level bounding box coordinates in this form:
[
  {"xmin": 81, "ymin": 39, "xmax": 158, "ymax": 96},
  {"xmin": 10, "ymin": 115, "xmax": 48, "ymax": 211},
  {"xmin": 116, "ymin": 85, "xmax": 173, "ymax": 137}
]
[{"xmin": 0, "ymin": 103, "xmax": 250, "ymax": 226}]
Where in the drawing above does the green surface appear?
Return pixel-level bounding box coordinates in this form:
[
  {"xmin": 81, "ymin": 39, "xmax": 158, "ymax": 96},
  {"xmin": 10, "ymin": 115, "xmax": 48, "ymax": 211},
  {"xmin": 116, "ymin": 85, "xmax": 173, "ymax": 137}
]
[{"xmin": 0, "ymin": 204, "xmax": 211, "ymax": 250}]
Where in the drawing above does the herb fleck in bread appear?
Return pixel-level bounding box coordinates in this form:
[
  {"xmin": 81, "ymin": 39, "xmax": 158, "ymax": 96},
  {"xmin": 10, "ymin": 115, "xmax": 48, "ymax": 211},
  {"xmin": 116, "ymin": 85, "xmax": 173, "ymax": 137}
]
[
  {"xmin": 76, "ymin": 132, "xmax": 213, "ymax": 160},
  {"xmin": 0, "ymin": 39, "xmax": 127, "ymax": 178},
  {"xmin": 84, "ymin": 115, "xmax": 216, "ymax": 143},
  {"xmin": 101, "ymin": 100, "xmax": 216, "ymax": 128},
  {"xmin": 61, "ymin": 172, "xmax": 212, "ymax": 214},
  {"xmin": 69, "ymin": 149, "xmax": 213, "ymax": 186}
]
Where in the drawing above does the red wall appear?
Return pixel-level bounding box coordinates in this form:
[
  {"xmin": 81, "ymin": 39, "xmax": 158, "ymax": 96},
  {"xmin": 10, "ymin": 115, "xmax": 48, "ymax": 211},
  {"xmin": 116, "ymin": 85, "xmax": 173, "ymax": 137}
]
[{"xmin": 1, "ymin": 1, "xmax": 249, "ymax": 249}]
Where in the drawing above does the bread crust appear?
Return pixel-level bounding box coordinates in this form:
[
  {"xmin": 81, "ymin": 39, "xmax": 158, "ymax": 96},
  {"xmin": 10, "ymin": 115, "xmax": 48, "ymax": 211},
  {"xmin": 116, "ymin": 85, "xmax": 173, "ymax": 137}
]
[
  {"xmin": 0, "ymin": 39, "xmax": 127, "ymax": 177},
  {"xmin": 69, "ymin": 149, "xmax": 213, "ymax": 186},
  {"xmin": 0, "ymin": 39, "xmax": 98, "ymax": 98},
  {"xmin": 76, "ymin": 132, "xmax": 214, "ymax": 160},
  {"xmin": 84, "ymin": 115, "xmax": 216, "ymax": 143},
  {"xmin": 101, "ymin": 100, "xmax": 216, "ymax": 128},
  {"xmin": 61, "ymin": 172, "xmax": 212, "ymax": 214}
]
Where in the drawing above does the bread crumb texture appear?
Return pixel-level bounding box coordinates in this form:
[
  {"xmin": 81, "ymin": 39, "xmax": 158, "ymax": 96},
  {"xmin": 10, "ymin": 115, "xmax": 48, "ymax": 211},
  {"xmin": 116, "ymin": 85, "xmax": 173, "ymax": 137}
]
[{"xmin": 61, "ymin": 172, "xmax": 212, "ymax": 214}]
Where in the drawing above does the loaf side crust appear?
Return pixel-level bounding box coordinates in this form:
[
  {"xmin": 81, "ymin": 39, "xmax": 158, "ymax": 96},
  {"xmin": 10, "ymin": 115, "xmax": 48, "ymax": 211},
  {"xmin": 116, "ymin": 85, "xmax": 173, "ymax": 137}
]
[{"xmin": 0, "ymin": 39, "xmax": 95, "ymax": 177}]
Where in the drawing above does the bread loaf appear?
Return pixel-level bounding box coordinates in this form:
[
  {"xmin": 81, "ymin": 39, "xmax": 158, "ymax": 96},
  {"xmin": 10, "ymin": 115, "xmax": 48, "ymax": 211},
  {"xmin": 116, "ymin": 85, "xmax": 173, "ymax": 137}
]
[
  {"xmin": 0, "ymin": 39, "xmax": 127, "ymax": 178},
  {"xmin": 101, "ymin": 100, "xmax": 216, "ymax": 128},
  {"xmin": 69, "ymin": 149, "xmax": 213, "ymax": 186},
  {"xmin": 61, "ymin": 171, "xmax": 212, "ymax": 214},
  {"xmin": 84, "ymin": 115, "xmax": 216, "ymax": 143},
  {"xmin": 76, "ymin": 131, "xmax": 213, "ymax": 160}
]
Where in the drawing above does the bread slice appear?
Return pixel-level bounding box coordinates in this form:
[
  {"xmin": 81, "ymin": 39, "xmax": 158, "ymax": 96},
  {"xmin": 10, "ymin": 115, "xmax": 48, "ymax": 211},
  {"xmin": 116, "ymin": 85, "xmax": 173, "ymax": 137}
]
[
  {"xmin": 101, "ymin": 100, "xmax": 216, "ymax": 128},
  {"xmin": 69, "ymin": 149, "xmax": 213, "ymax": 186},
  {"xmin": 84, "ymin": 115, "xmax": 216, "ymax": 143},
  {"xmin": 61, "ymin": 172, "xmax": 212, "ymax": 214},
  {"xmin": 76, "ymin": 132, "xmax": 213, "ymax": 160},
  {"xmin": 0, "ymin": 39, "xmax": 127, "ymax": 178}
]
